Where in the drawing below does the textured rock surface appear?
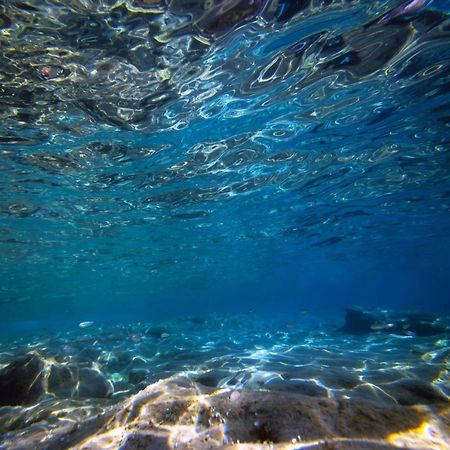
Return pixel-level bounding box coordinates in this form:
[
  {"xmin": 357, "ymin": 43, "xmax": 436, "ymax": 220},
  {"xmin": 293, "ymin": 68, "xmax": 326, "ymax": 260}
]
[
  {"xmin": 2, "ymin": 376, "xmax": 446, "ymax": 450},
  {"xmin": 48, "ymin": 364, "xmax": 76, "ymax": 398},
  {"xmin": 0, "ymin": 354, "xmax": 45, "ymax": 406},
  {"xmin": 76, "ymin": 367, "xmax": 114, "ymax": 398},
  {"xmin": 0, "ymin": 316, "xmax": 448, "ymax": 449},
  {"xmin": 383, "ymin": 379, "xmax": 449, "ymax": 406},
  {"xmin": 342, "ymin": 308, "xmax": 378, "ymax": 334},
  {"xmin": 341, "ymin": 308, "xmax": 449, "ymax": 336}
]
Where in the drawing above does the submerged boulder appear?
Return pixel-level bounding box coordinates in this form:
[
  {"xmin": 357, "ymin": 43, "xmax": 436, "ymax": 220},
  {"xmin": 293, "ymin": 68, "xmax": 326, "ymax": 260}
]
[
  {"xmin": 128, "ymin": 368, "xmax": 149, "ymax": 385},
  {"xmin": 341, "ymin": 307, "xmax": 449, "ymax": 337},
  {"xmin": 403, "ymin": 315, "xmax": 448, "ymax": 337},
  {"xmin": 382, "ymin": 379, "xmax": 449, "ymax": 406},
  {"xmin": 47, "ymin": 364, "xmax": 76, "ymax": 398},
  {"xmin": 341, "ymin": 308, "xmax": 378, "ymax": 334},
  {"xmin": 0, "ymin": 354, "xmax": 45, "ymax": 406},
  {"xmin": 48, "ymin": 363, "xmax": 114, "ymax": 399},
  {"xmin": 76, "ymin": 367, "xmax": 114, "ymax": 398}
]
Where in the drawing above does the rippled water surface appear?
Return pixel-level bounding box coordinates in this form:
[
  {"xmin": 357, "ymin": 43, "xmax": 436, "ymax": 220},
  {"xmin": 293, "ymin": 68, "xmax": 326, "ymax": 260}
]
[{"xmin": 0, "ymin": 0, "xmax": 449, "ymax": 323}]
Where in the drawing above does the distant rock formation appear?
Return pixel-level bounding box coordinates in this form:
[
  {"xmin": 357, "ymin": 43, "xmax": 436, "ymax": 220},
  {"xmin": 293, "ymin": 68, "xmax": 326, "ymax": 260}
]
[{"xmin": 341, "ymin": 307, "xmax": 449, "ymax": 336}]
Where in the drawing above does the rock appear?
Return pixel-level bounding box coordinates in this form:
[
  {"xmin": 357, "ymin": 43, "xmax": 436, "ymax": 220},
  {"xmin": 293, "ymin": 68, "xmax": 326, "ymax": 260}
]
[
  {"xmin": 264, "ymin": 378, "xmax": 328, "ymax": 397},
  {"xmin": 382, "ymin": 379, "xmax": 449, "ymax": 406},
  {"xmin": 75, "ymin": 345, "xmax": 103, "ymax": 361},
  {"xmin": 0, "ymin": 354, "xmax": 45, "ymax": 406},
  {"xmin": 194, "ymin": 369, "xmax": 231, "ymax": 388},
  {"xmin": 103, "ymin": 350, "xmax": 133, "ymax": 372},
  {"xmin": 349, "ymin": 383, "xmax": 398, "ymax": 405},
  {"xmin": 76, "ymin": 368, "xmax": 114, "ymax": 398},
  {"xmin": 73, "ymin": 377, "xmax": 446, "ymax": 449},
  {"xmin": 341, "ymin": 308, "xmax": 378, "ymax": 334},
  {"xmin": 341, "ymin": 308, "xmax": 449, "ymax": 336},
  {"xmin": 130, "ymin": 356, "xmax": 148, "ymax": 369},
  {"xmin": 47, "ymin": 365, "xmax": 76, "ymax": 398},
  {"xmin": 1, "ymin": 376, "xmax": 449, "ymax": 450},
  {"xmin": 405, "ymin": 318, "xmax": 448, "ymax": 337},
  {"xmin": 431, "ymin": 347, "xmax": 450, "ymax": 363},
  {"xmin": 317, "ymin": 368, "xmax": 360, "ymax": 390},
  {"xmin": 144, "ymin": 327, "xmax": 170, "ymax": 339},
  {"xmin": 128, "ymin": 368, "xmax": 149, "ymax": 385}
]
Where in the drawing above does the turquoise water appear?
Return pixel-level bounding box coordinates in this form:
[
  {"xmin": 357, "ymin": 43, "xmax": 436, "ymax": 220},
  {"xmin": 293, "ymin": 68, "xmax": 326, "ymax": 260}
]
[
  {"xmin": 0, "ymin": 1, "xmax": 450, "ymax": 448},
  {"xmin": 1, "ymin": 0, "xmax": 449, "ymax": 332}
]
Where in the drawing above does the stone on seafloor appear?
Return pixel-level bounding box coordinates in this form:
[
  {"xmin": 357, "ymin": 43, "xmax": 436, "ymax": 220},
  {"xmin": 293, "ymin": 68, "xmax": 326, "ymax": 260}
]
[
  {"xmin": 144, "ymin": 326, "xmax": 170, "ymax": 339},
  {"xmin": 341, "ymin": 307, "xmax": 378, "ymax": 334},
  {"xmin": 194, "ymin": 369, "xmax": 232, "ymax": 387},
  {"xmin": 104, "ymin": 350, "xmax": 133, "ymax": 372},
  {"xmin": 128, "ymin": 368, "xmax": 149, "ymax": 385},
  {"xmin": 341, "ymin": 308, "xmax": 449, "ymax": 336},
  {"xmin": 0, "ymin": 354, "xmax": 45, "ymax": 406},
  {"xmin": 263, "ymin": 378, "xmax": 328, "ymax": 397},
  {"xmin": 47, "ymin": 364, "xmax": 77, "ymax": 398},
  {"xmin": 317, "ymin": 367, "xmax": 360, "ymax": 390},
  {"xmin": 382, "ymin": 379, "xmax": 449, "ymax": 406},
  {"xmin": 76, "ymin": 367, "xmax": 114, "ymax": 398},
  {"xmin": 404, "ymin": 316, "xmax": 448, "ymax": 336}
]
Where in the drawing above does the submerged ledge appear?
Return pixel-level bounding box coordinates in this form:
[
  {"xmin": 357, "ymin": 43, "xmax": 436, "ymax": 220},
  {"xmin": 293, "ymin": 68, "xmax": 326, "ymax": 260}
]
[{"xmin": 1, "ymin": 375, "xmax": 449, "ymax": 450}]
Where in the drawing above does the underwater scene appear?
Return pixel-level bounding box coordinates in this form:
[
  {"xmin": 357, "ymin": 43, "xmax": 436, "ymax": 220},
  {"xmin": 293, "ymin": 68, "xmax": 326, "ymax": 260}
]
[{"xmin": 0, "ymin": 0, "xmax": 450, "ymax": 448}]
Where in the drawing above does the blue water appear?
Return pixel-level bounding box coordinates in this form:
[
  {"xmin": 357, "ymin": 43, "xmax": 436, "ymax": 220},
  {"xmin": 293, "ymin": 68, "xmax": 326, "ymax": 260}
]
[
  {"xmin": 0, "ymin": 0, "xmax": 449, "ymax": 332},
  {"xmin": 1, "ymin": 3, "xmax": 450, "ymax": 448}
]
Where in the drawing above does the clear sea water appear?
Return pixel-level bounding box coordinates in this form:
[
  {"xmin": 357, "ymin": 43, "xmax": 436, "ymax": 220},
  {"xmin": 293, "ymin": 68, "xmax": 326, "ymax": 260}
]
[
  {"xmin": 0, "ymin": 2, "xmax": 450, "ymax": 448},
  {"xmin": 1, "ymin": 0, "xmax": 449, "ymax": 334}
]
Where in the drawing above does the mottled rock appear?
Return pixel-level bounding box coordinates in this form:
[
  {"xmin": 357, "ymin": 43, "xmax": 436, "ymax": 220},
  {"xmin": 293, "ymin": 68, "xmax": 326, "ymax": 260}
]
[
  {"xmin": 318, "ymin": 367, "xmax": 360, "ymax": 389},
  {"xmin": 349, "ymin": 383, "xmax": 398, "ymax": 405},
  {"xmin": 405, "ymin": 318, "xmax": 448, "ymax": 336},
  {"xmin": 341, "ymin": 308, "xmax": 377, "ymax": 334},
  {"xmin": 194, "ymin": 369, "xmax": 231, "ymax": 387},
  {"xmin": 72, "ymin": 377, "xmax": 443, "ymax": 449},
  {"xmin": 47, "ymin": 365, "xmax": 76, "ymax": 398},
  {"xmin": 1, "ymin": 376, "xmax": 449, "ymax": 450},
  {"xmin": 75, "ymin": 345, "xmax": 103, "ymax": 361},
  {"xmin": 129, "ymin": 356, "xmax": 148, "ymax": 369},
  {"xmin": 431, "ymin": 347, "xmax": 450, "ymax": 363},
  {"xmin": 0, "ymin": 354, "xmax": 45, "ymax": 406},
  {"xmin": 341, "ymin": 308, "xmax": 449, "ymax": 337},
  {"xmin": 102, "ymin": 349, "xmax": 134, "ymax": 372},
  {"xmin": 264, "ymin": 378, "xmax": 328, "ymax": 397},
  {"xmin": 144, "ymin": 327, "xmax": 170, "ymax": 339},
  {"xmin": 383, "ymin": 379, "xmax": 449, "ymax": 405},
  {"xmin": 76, "ymin": 368, "xmax": 114, "ymax": 398},
  {"xmin": 128, "ymin": 368, "xmax": 149, "ymax": 385}
]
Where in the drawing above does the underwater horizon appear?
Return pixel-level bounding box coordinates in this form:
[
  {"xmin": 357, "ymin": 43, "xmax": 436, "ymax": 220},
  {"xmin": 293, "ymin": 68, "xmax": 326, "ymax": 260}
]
[{"xmin": 0, "ymin": 0, "xmax": 449, "ymax": 449}]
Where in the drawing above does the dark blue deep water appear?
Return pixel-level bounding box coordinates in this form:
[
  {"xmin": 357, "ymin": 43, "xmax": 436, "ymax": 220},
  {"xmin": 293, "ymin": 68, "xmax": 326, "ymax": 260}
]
[{"xmin": 0, "ymin": 1, "xmax": 449, "ymax": 449}]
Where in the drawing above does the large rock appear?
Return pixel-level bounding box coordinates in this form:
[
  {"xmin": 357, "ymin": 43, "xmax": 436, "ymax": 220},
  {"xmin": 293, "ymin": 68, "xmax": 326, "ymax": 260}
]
[
  {"xmin": 341, "ymin": 308, "xmax": 449, "ymax": 336},
  {"xmin": 47, "ymin": 364, "xmax": 76, "ymax": 398},
  {"xmin": 341, "ymin": 308, "xmax": 378, "ymax": 334},
  {"xmin": 403, "ymin": 315, "xmax": 448, "ymax": 336},
  {"xmin": 71, "ymin": 377, "xmax": 450, "ymax": 449},
  {"xmin": 382, "ymin": 379, "xmax": 449, "ymax": 406},
  {"xmin": 76, "ymin": 367, "xmax": 114, "ymax": 398},
  {"xmin": 0, "ymin": 354, "xmax": 45, "ymax": 406},
  {"xmin": 0, "ymin": 376, "xmax": 449, "ymax": 450},
  {"xmin": 128, "ymin": 368, "xmax": 149, "ymax": 385}
]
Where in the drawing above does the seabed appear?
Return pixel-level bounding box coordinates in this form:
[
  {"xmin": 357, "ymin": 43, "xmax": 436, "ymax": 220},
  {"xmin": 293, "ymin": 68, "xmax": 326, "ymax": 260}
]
[{"xmin": 0, "ymin": 314, "xmax": 449, "ymax": 449}]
